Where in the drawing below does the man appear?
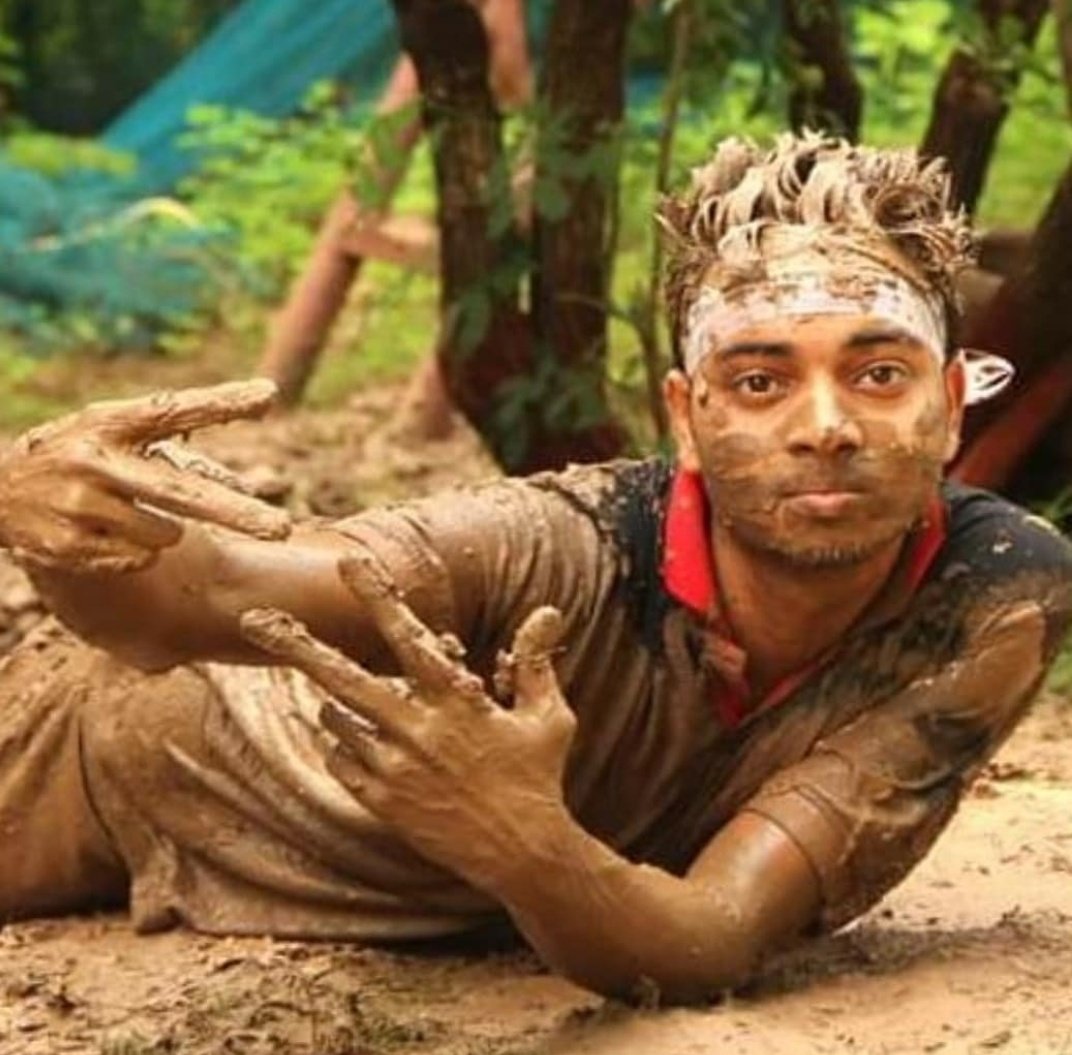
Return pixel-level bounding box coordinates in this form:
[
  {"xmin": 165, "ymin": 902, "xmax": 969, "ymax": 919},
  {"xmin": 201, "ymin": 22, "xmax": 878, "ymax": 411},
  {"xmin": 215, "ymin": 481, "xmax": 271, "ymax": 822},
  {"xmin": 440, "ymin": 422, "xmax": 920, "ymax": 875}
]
[{"xmin": 0, "ymin": 133, "xmax": 1069, "ymax": 1004}]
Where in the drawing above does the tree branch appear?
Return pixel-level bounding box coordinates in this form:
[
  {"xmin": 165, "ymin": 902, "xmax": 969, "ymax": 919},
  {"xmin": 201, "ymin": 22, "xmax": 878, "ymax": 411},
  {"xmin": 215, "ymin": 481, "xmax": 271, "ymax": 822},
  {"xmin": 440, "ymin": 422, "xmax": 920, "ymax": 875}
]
[
  {"xmin": 782, "ymin": 0, "xmax": 862, "ymax": 139},
  {"xmin": 922, "ymin": 0, "xmax": 1050, "ymax": 212}
]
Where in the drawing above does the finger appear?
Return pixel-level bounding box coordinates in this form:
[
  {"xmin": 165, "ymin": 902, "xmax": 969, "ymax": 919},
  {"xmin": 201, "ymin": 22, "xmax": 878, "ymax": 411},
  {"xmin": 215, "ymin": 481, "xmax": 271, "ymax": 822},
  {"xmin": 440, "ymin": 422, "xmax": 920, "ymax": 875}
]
[
  {"xmin": 508, "ymin": 606, "xmax": 566, "ymax": 715},
  {"xmin": 326, "ymin": 742, "xmax": 383, "ymax": 808},
  {"xmin": 339, "ymin": 548, "xmax": 481, "ymax": 695},
  {"xmin": 146, "ymin": 441, "xmax": 254, "ymax": 495},
  {"xmin": 98, "ymin": 452, "xmax": 290, "ymax": 541},
  {"xmin": 238, "ymin": 607, "xmax": 418, "ymax": 737},
  {"xmin": 320, "ymin": 700, "xmax": 384, "ymax": 767},
  {"xmin": 69, "ymin": 488, "xmax": 184, "ymax": 552},
  {"xmin": 89, "ymin": 380, "xmax": 278, "ymax": 445}
]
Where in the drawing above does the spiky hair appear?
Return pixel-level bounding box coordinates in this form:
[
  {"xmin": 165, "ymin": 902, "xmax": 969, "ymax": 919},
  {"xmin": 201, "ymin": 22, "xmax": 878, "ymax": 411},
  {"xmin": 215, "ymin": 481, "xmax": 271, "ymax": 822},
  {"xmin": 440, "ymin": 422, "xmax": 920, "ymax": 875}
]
[{"xmin": 658, "ymin": 132, "xmax": 976, "ymax": 364}]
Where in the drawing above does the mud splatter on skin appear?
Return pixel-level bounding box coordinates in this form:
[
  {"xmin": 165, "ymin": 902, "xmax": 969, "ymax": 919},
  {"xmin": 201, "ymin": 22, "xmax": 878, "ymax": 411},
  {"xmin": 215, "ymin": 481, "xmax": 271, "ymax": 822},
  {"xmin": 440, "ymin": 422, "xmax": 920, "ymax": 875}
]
[{"xmin": 675, "ymin": 316, "xmax": 960, "ymax": 568}]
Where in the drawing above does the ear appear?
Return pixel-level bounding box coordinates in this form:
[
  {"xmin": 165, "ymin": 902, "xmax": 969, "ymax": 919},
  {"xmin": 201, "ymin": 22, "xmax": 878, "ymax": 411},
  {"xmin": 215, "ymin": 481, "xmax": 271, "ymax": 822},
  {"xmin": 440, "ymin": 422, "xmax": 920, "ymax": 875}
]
[
  {"xmin": 941, "ymin": 355, "xmax": 967, "ymax": 464},
  {"xmin": 664, "ymin": 369, "xmax": 702, "ymax": 472}
]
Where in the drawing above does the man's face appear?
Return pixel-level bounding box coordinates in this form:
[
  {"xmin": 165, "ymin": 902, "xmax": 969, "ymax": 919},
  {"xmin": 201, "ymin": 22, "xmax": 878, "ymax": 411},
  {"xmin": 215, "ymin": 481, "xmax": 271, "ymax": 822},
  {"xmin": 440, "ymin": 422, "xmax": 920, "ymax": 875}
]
[{"xmin": 665, "ymin": 311, "xmax": 966, "ymax": 568}]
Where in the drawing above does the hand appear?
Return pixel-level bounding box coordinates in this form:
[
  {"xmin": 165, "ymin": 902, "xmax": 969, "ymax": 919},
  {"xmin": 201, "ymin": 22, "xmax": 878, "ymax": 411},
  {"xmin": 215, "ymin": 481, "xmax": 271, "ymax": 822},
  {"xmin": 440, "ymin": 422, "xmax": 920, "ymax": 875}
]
[
  {"xmin": 0, "ymin": 380, "xmax": 291, "ymax": 574},
  {"xmin": 239, "ymin": 549, "xmax": 577, "ymax": 891}
]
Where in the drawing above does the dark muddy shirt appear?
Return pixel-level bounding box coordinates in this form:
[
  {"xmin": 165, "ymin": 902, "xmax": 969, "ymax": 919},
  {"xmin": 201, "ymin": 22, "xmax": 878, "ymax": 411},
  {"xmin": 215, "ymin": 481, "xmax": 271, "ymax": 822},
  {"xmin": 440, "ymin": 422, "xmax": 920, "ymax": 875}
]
[{"xmin": 337, "ymin": 459, "xmax": 1072, "ymax": 928}]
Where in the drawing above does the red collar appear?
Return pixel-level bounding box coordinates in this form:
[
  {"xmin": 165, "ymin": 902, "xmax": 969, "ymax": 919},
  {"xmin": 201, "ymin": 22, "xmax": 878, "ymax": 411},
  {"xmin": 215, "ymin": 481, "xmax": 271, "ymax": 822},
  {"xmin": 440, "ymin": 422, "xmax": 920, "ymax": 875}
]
[{"xmin": 661, "ymin": 468, "xmax": 948, "ymax": 725}]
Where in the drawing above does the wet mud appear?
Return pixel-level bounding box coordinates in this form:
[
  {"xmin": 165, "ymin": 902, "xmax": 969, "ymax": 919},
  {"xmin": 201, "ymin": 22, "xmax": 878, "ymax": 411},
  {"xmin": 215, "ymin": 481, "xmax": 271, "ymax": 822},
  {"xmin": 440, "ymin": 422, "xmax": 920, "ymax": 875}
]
[{"xmin": 2, "ymin": 696, "xmax": 1070, "ymax": 1055}]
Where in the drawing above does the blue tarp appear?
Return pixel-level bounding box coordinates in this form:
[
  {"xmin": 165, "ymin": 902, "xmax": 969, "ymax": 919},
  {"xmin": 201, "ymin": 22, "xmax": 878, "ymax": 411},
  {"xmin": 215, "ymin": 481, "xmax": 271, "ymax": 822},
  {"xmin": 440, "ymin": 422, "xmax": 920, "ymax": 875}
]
[{"xmin": 104, "ymin": 0, "xmax": 401, "ymax": 193}]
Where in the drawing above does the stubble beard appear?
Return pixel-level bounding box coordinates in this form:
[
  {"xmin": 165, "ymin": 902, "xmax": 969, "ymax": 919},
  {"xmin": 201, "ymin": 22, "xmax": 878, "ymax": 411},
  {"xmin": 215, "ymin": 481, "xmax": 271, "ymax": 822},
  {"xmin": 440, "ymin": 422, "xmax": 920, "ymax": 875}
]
[
  {"xmin": 741, "ymin": 528, "xmax": 906, "ymax": 569},
  {"xmin": 721, "ymin": 506, "xmax": 917, "ymax": 570}
]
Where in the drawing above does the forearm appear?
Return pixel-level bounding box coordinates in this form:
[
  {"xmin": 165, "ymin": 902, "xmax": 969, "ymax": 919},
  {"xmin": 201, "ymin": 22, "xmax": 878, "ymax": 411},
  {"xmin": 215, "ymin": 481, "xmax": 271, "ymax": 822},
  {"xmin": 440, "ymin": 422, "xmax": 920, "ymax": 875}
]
[
  {"xmin": 28, "ymin": 523, "xmax": 370, "ymax": 671},
  {"xmin": 485, "ymin": 807, "xmax": 818, "ymax": 1003}
]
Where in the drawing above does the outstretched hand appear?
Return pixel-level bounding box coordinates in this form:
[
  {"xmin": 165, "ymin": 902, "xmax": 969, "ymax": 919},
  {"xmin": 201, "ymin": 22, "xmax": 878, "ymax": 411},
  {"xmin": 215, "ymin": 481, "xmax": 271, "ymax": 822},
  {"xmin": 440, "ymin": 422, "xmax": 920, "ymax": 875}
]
[
  {"xmin": 0, "ymin": 380, "xmax": 290, "ymax": 574},
  {"xmin": 239, "ymin": 548, "xmax": 576, "ymax": 890}
]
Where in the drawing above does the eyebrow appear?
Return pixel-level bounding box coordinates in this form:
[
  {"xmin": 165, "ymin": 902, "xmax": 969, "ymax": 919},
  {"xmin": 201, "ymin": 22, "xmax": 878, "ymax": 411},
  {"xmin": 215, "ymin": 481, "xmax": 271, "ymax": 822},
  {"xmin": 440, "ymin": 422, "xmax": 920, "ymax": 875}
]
[
  {"xmin": 716, "ymin": 326, "xmax": 927, "ymax": 361},
  {"xmin": 716, "ymin": 340, "xmax": 793, "ymax": 360},
  {"xmin": 843, "ymin": 325, "xmax": 926, "ymax": 351}
]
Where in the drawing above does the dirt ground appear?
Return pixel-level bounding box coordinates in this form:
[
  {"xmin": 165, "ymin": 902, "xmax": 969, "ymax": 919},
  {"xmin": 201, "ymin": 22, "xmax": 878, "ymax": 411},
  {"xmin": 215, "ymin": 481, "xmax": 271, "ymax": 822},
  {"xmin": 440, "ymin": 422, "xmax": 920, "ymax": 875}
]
[{"xmin": 1, "ymin": 385, "xmax": 1071, "ymax": 1055}]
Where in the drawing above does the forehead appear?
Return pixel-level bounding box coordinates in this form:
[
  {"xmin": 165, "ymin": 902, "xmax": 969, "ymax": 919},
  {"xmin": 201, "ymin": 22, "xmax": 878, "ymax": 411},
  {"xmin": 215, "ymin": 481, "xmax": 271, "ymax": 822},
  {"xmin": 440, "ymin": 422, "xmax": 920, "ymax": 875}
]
[{"xmin": 711, "ymin": 311, "xmax": 929, "ymax": 352}]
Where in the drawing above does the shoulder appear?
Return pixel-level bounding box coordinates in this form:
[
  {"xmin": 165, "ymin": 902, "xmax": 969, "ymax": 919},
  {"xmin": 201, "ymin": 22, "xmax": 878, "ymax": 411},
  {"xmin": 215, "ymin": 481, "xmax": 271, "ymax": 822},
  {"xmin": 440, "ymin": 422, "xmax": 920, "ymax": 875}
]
[
  {"xmin": 333, "ymin": 458, "xmax": 667, "ymax": 546},
  {"xmin": 329, "ymin": 459, "xmax": 669, "ymax": 629},
  {"xmin": 928, "ymin": 482, "xmax": 1072, "ymax": 658},
  {"xmin": 940, "ymin": 482, "xmax": 1072, "ymax": 580},
  {"xmin": 521, "ymin": 457, "xmax": 673, "ymax": 532}
]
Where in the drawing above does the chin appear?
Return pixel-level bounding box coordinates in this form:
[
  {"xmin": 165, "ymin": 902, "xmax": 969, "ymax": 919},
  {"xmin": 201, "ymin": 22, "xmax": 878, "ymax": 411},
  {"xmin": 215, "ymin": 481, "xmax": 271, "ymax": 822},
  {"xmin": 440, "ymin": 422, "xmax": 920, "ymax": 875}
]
[
  {"xmin": 734, "ymin": 513, "xmax": 913, "ymax": 569},
  {"xmin": 761, "ymin": 541, "xmax": 893, "ymax": 569}
]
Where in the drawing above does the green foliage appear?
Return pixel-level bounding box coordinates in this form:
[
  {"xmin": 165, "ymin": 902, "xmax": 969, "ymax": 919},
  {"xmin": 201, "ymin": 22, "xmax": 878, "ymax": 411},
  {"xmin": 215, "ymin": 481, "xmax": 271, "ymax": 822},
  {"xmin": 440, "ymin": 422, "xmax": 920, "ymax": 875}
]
[
  {"xmin": 178, "ymin": 89, "xmax": 364, "ymax": 293},
  {"xmin": 4, "ymin": 129, "xmax": 135, "ymax": 178},
  {"xmin": 976, "ymin": 17, "xmax": 1072, "ymax": 229},
  {"xmin": 0, "ymin": 24, "xmax": 21, "ymax": 95},
  {"xmin": 180, "ymin": 88, "xmax": 428, "ymax": 297},
  {"xmin": 0, "ymin": 338, "xmax": 70, "ymax": 428},
  {"xmin": 492, "ymin": 353, "xmax": 613, "ymax": 469}
]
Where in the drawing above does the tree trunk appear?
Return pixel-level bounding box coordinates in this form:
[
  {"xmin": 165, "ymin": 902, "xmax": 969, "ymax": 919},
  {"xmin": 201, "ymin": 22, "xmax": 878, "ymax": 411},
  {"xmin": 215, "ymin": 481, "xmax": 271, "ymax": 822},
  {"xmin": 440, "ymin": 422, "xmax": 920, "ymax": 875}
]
[
  {"xmin": 395, "ymin": 0, "xmax": 631, "ymax": 472},
  {"xmin": 527, "ymin": 0, "xmax": 632, "ymax": 467},
  {"xmin": 257, "ymin": 193, "xmax": 365, "ymax": 406},
  {"xmin": 954, "ymin": 160, "xmax": 1072, "ymax": 492},
  {"xmin": 921, "ymin": 0, "xmax": 1049, "ymax": 212},
  {"xmin": 391, "ymin": 0, "xmax": 528, "ymax": 461},
  {"xmin": 782, "ymin": 0, "xmax": 862, "ymax": 139}
]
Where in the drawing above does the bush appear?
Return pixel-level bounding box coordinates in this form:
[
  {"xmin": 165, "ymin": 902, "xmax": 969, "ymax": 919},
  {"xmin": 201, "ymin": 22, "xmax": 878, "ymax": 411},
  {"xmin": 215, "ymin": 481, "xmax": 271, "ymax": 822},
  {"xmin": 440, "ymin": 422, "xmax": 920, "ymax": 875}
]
[{"xmin": 178, "ymin": 85, "xmax": 377, "ymax": 295}]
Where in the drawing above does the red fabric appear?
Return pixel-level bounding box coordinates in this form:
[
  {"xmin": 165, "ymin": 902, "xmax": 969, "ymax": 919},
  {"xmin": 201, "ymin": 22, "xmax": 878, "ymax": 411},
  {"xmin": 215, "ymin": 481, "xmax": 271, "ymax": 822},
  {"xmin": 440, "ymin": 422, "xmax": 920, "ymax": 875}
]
[{"xmin": 661, "ymin": 469, "xmax": 947, "ymax": 728}]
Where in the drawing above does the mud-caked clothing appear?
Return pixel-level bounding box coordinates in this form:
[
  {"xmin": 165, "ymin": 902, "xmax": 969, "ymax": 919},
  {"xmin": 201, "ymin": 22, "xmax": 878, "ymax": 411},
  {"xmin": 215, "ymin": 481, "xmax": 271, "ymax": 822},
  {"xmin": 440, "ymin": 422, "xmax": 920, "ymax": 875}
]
[{"xmin": 1, "ymin": 461, "xmax": 1070, "ymax": 937}]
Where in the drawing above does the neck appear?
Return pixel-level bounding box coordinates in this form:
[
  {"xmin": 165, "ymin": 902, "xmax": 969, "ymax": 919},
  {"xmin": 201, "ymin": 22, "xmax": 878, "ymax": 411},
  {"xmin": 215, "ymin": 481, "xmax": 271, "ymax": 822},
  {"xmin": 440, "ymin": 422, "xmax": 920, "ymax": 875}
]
[{"xmin": 711, "ymin": 525, "xmax": 903, "ymax": 697}]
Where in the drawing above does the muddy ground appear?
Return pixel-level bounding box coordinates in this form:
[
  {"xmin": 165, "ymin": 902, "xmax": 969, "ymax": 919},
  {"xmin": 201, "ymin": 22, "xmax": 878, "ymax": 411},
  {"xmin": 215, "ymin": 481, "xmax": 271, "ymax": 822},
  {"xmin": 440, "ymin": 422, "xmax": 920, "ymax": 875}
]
[{"xmin": 1, "ymin": 385, "xmax": 1071, "ymax": 1055}]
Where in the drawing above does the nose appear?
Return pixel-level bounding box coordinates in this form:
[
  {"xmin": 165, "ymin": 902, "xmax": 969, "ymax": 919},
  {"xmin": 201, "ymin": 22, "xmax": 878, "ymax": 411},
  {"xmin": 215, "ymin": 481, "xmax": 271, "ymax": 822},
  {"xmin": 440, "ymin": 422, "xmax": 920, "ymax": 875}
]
[{"xmin": 785, "ymin": 379, "xmax": 864, "ymax": 457}]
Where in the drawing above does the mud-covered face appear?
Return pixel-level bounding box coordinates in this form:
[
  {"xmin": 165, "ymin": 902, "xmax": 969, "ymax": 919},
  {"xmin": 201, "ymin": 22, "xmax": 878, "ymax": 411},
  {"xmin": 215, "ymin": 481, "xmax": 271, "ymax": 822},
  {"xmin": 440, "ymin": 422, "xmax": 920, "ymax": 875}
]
[{"xmin": 666, "ymin": 312, "xmax": 966, "ymax": 567}]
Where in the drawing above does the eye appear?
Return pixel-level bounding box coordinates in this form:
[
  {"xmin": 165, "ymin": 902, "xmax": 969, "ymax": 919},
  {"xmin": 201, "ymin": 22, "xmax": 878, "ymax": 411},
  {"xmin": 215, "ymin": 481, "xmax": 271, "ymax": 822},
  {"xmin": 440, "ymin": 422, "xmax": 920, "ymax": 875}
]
[
  {"xmin": 732, "ymin": 371, "xmax": 787, "ymax": 401},
  {"xmin": 855, "ymin": 362, "xmax": 910, "ymax": 391}
]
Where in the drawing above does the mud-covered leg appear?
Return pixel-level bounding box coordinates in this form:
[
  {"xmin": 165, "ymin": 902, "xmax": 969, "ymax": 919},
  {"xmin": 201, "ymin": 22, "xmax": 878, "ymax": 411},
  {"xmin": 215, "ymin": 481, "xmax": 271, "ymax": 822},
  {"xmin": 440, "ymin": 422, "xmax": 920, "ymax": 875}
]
[{"xmin": 0, "ymin": 621, "xmax": 130, "ymax": 920}]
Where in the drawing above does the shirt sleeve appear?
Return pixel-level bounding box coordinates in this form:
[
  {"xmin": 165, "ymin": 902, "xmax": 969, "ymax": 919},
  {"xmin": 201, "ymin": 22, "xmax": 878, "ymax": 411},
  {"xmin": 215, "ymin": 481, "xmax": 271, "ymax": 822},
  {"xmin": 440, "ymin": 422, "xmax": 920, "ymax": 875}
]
[
  {"xmin": 742, "ymin": 593, "xmax": 1058, "ymax": 930},
  {"xmin": 330, "ymin": 469, "xmax": 621, "ymax": 663}
]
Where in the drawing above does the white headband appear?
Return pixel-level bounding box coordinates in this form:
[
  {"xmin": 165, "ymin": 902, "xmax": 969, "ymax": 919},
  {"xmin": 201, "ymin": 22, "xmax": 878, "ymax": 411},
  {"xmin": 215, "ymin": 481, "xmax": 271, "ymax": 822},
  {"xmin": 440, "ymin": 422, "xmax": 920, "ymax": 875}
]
[{"xmin": 682, "ymin": 274, "xmax": 1014, "ymax": 405}]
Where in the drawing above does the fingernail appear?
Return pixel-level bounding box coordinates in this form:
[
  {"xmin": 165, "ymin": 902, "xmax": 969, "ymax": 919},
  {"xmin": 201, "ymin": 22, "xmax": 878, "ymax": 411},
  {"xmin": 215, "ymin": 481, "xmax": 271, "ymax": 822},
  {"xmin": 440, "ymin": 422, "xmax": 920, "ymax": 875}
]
[{"xmin": 246, "ymin": 506, "xmax": 292, "ymax": 540}]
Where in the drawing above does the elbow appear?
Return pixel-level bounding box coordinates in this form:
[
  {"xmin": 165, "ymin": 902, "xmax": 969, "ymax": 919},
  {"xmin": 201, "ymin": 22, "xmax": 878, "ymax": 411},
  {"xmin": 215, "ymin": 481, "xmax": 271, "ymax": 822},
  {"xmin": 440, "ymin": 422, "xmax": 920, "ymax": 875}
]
[
  {"xmin": 553, "ymin": 917, "xmax": 764, "ymax": 1007},
  {"xmin": 633, "ymin": 943, "xmax": 761, "ymax": 1007}
]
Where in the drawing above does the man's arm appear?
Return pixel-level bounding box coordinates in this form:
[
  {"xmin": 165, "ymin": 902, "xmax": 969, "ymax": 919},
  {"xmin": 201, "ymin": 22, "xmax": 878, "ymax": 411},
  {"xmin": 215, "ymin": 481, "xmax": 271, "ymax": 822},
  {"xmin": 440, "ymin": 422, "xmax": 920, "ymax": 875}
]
[
  {"xmin": 28, "ymin": 522, "xmax": 376, "ymax": 670},
  {"xmin": 242, "ymin": 553, "xmax": 1061, "ymax": 1003},
  {"xmin": 238, "ymin": 556, "xmax": 824, "ymax": 1003},
  {"xmin": 0, "ymin": 382, "xmax": 431, "ymax": 671},
  {"xmin": 493, "ymin": 595, "xmax": 1058, "ymax": 999},
  {"xmin": 481, "ymin": 807, "xmax": 821, "ymax": 1001}
]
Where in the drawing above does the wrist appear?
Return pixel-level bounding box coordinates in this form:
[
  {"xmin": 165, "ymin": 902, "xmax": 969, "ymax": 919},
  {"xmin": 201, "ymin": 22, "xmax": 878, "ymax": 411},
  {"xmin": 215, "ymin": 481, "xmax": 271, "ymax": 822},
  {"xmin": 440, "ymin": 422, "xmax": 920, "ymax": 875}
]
[{"xmin": 472, "ymin": 795, "xmax": 580, "ymax": 898}]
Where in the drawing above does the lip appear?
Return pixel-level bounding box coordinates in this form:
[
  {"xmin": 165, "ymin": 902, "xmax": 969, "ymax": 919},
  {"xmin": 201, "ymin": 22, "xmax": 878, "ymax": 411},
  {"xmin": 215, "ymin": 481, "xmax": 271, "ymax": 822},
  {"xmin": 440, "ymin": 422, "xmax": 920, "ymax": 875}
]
[{"xmin": 783, "ymin": 490, "xmax": 865, "ymax": 519}]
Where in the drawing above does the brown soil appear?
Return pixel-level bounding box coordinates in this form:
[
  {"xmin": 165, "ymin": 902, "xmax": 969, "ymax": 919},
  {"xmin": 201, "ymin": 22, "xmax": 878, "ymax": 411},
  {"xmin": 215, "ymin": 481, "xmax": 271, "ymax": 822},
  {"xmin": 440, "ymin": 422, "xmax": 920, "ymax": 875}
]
[{"xmin": 2, "ymin": 387, "xmax": 1071, "ymax": 1055}]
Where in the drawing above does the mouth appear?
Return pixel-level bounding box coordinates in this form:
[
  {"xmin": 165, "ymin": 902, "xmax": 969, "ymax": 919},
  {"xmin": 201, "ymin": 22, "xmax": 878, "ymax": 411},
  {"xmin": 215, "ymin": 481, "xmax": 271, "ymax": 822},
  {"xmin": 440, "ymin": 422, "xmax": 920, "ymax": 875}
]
[{"xmin": 782, "ymin": 488, "xmax": 867, "ymax": 519}]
